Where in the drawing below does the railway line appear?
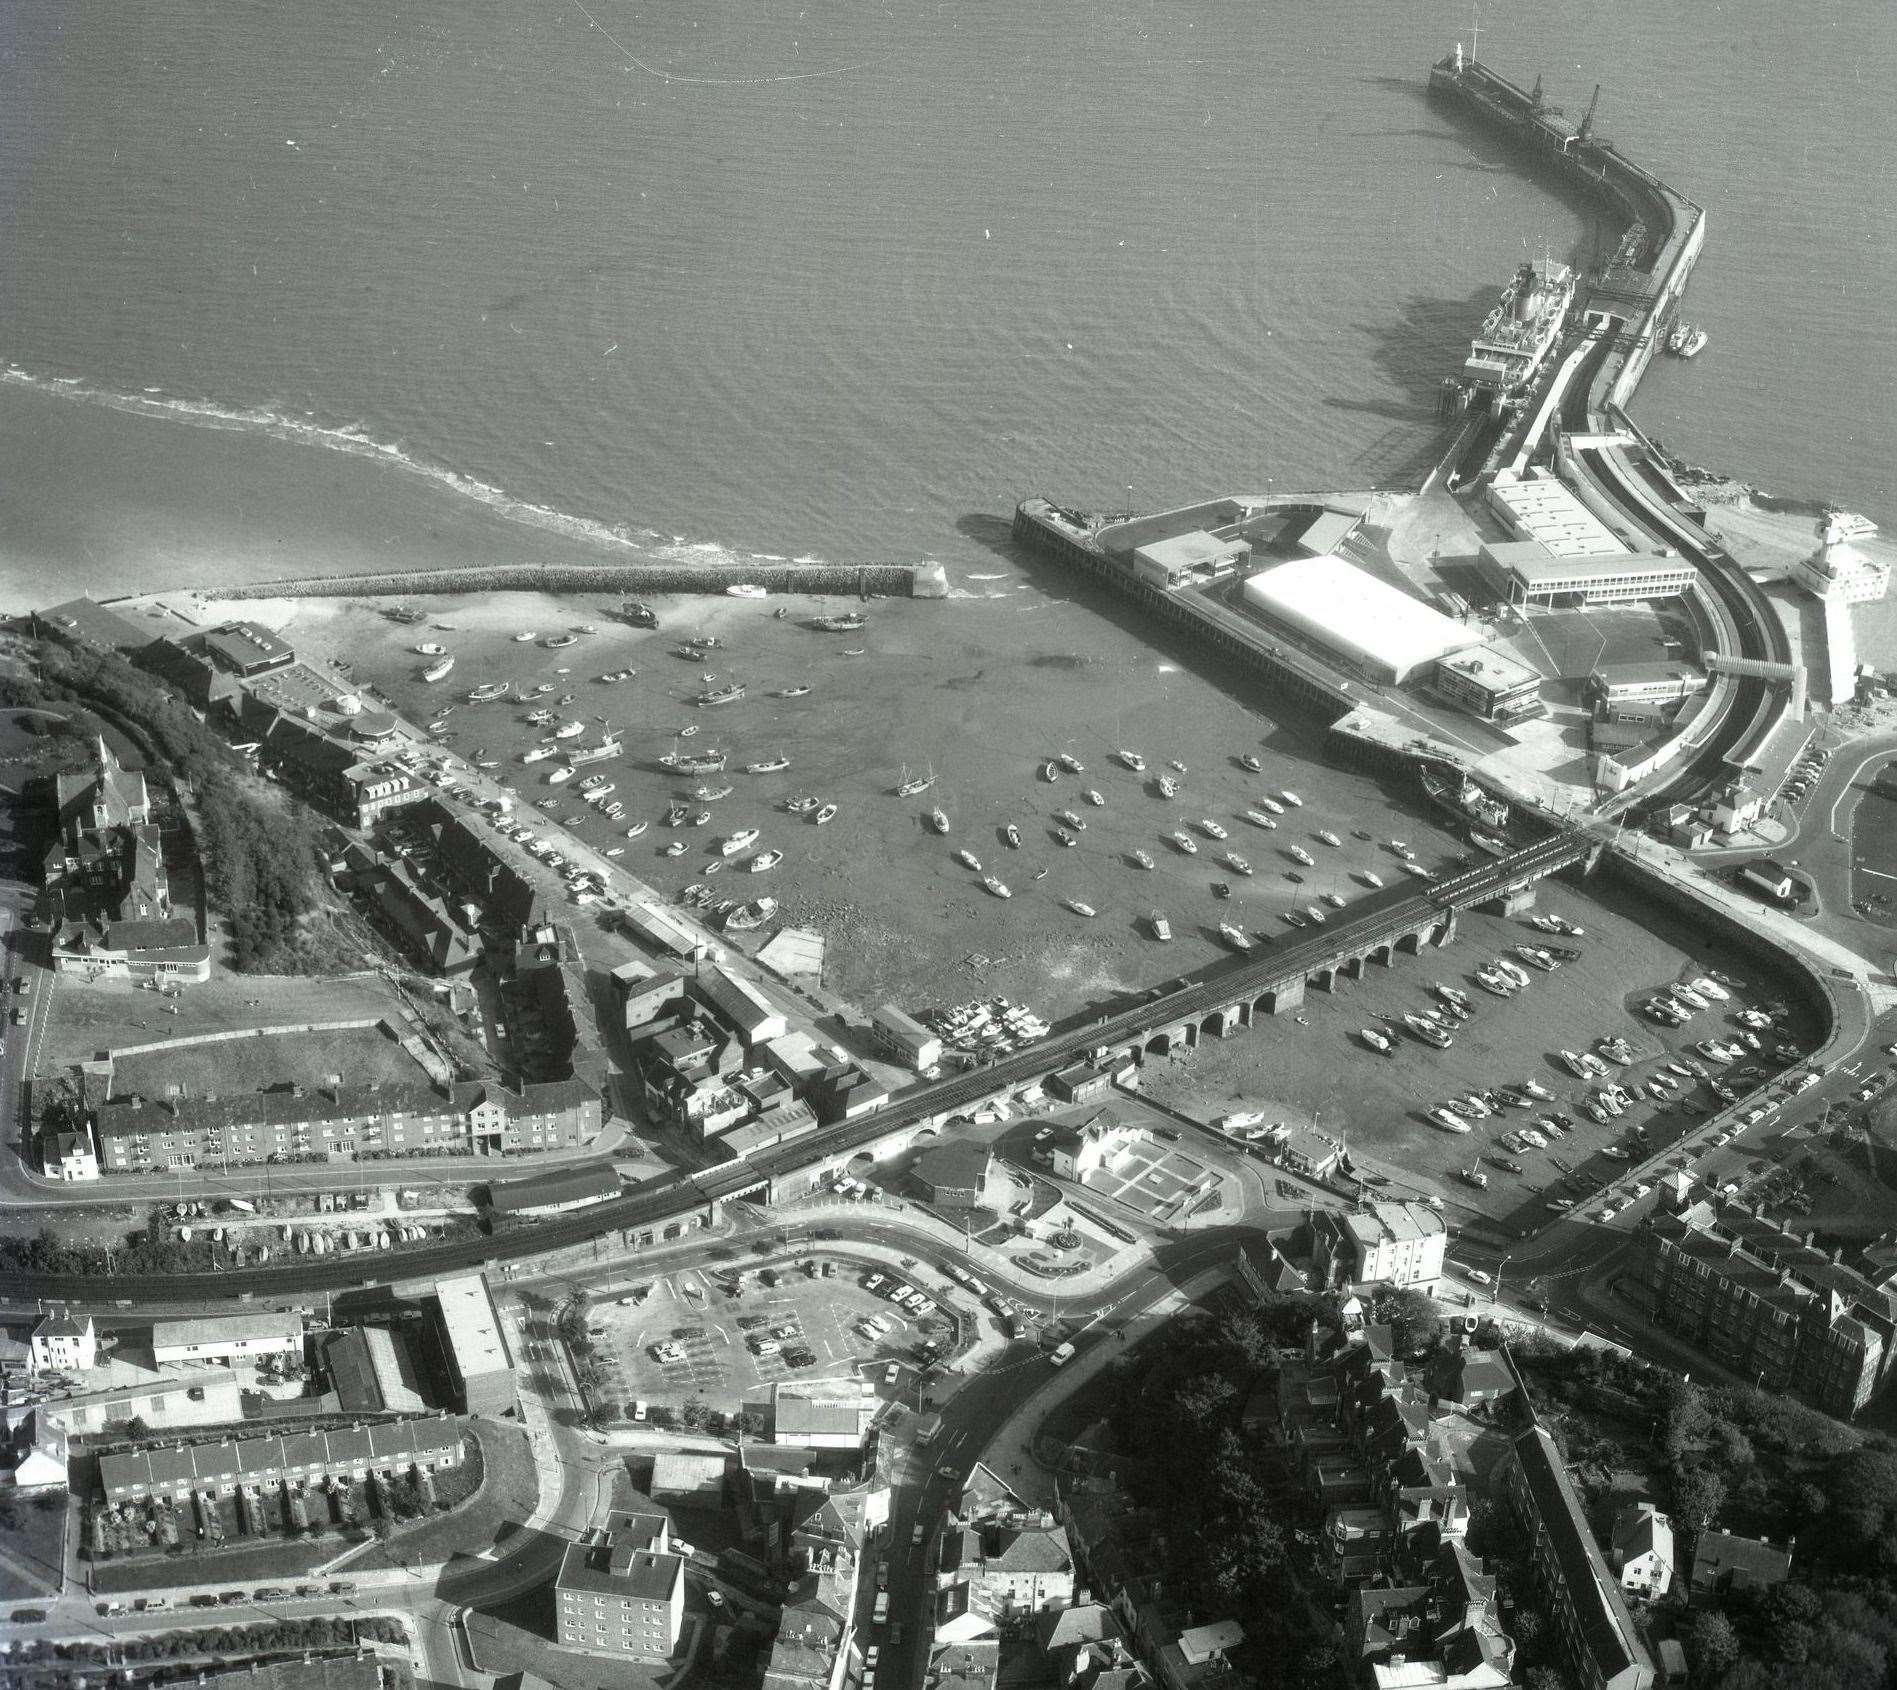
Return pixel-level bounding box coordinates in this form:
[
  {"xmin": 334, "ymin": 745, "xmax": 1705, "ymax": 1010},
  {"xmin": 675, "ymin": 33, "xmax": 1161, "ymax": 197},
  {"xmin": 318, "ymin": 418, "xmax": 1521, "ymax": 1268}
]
[{"xmin": 0, "ymin": 832, "xmax": 1592, "ymax": 1308}]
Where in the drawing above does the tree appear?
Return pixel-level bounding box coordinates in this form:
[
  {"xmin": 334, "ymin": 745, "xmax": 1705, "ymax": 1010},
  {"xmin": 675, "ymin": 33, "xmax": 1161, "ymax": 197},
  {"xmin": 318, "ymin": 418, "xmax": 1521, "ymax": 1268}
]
[
  {"xmin": 1671, "ymin": 1465, "xmax": 1726, "ymax": 1530},
  {"xmin": 124, "ymin": 1416, "xmax": 152, "ymax": 1442},
  {"xmin": 1687, "ymin": 1610, "xmax": 1739, "ymax": 1683},
  {"xmin": 681, "ymin": 1399, "xmax": 711, "ymax": 1430},
  {"xmin": 1375, "ymin": 1288, "xmax": 1445, "ymax": 1355}
]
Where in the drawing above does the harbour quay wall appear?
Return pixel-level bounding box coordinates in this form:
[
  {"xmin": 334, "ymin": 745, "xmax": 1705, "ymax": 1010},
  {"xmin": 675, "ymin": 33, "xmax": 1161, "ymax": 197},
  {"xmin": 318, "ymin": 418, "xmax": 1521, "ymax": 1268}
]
[{"xmin": 219, "ymin": 559, "xmax": 933, "ymax": 602}]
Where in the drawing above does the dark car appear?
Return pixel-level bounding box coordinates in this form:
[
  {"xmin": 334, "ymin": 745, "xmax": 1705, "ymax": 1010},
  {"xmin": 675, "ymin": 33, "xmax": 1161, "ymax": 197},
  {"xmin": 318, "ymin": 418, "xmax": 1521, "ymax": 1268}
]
[{"xmin": 1152, "ymin": 1127, "xmax": 1180, "ymax": 1142}]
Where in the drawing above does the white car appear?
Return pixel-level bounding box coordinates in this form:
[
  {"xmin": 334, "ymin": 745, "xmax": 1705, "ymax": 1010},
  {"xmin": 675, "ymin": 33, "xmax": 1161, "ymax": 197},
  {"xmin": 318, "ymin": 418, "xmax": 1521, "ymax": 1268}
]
[{"xmin": 1466, "ymin": 1269, "xmax": 1493, "ymax": 1287}]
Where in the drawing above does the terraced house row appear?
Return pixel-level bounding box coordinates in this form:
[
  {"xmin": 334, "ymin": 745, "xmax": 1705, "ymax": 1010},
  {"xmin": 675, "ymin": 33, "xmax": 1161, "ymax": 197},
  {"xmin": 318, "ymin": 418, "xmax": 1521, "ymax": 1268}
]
[
  {"xmin": 99, "ymin": 1414, "xmax": 464, "ymax": 1503},
  {"xmin": 90, "ymin": 1075, "xmax": 602, "ymax": 1171}
]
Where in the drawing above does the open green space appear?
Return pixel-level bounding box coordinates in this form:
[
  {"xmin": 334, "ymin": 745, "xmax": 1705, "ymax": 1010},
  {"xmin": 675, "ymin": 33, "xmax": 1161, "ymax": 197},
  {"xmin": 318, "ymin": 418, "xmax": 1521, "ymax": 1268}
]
[
  {"xmin": 345, "ymin": 1420, "xmax": 531, "ymax": 1571},
  {"xmin": 0, "ymin": 1494, "xmax": 68, "ymax": 1600},
  {"xmin": 111, "ymin": 1022, "xmax": 429, "ymax": 1102}
]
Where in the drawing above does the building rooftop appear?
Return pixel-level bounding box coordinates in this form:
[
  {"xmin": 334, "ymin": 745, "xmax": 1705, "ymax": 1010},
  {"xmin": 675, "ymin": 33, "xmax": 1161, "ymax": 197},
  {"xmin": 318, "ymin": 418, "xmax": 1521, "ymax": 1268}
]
[
  {"xmin": 432, "ymin": 1274, "xmax": 512, "ymax": 1379},
  {"xmin": 913, "ymin": 1139, "xmax": 993, "ymax": 1193},
  {"xmin": 774, "ymin": 1392, "xmax": 869, "ymax": 1442},
  {"xmin": 203, "ymin": 621, "xmax": 296, "ymax": 673},
  {"xmin": 556, "ymin": 1535, "xmax": 683, "ymax": 1603},
  {"xmin": 149, "ymin": 1310, "xmax": 302, "ymax": 1352},
  {"xmin": 1434, "ymin": 645, "xmax": 1543, "ymax": 694},
  {"xmin": 485, "ymin": 1162, "xmax": 621, "ymax": 1216},
  {"xmin": 1508, "ymin": 1425, "xmax": 1650, "ymax": 1682},
  {"xmin": 1244, "ymin": 556, "xmax": 1480, "ymax": 679}
]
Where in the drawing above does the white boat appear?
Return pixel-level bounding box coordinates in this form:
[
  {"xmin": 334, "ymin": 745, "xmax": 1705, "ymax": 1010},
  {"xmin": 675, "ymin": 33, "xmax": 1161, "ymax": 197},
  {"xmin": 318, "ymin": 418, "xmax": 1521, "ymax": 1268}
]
[
  {"xmin": 1169, "ymin": 831, "xmax": 1198, "ymax": 855},
  {"xmin": 605, "ymin": 846, "xmax": 625, "ymax": 858},
  {"xmin": 1360, "ymin": 1027, "xmax": 1392, "ymax": 1053},
  {"xmin": 1258, "ymin": 796, "xmax": 1284, "ymax": 815},
  {"xmin": 725, "ymin": 583, "xmax": 769, "ymax": 599},
  {"xmin": 1317, "ymin": 830, "xmax": 1340, "ymax": 847},
  {"xmin": 725, "ymin": 897, "xmax": 779, "ymax": 931},
  {"xmin": 929, "ymin": 808, "xmax": 950, "ymax": 834},
  {"xmin": 522, "ymin": 746, "xmax": 555, "ymax": 764},
  {"xmin": 749, "ymin": 849, "xmax": 783, "ymax": 872},
  {"xmin": 748, "ymin": 756, "xmax": 791, "ymax": 774},
  {"xmin": 1278, "ymin": 790, "xmax": 1303, "ymax": 807},
  {"xmin": 625, "ymin": 821, "xmax": 649, "ymax": 838},
  {"xmin": 545, "ymin": 633, "xmax": 580, "ymax": 649},
  {"xmin": 1148, "ymin": 911, "xmax": 1171, "ymax": 941},
  {"xmin": 814, "ymin": 803, "xmax": 838, "ymax": 826},
  {"xmin": 513, "ymin": 630, "xmax": 538, "ymax": 643},
  {"xmin": 1428, "ymin": 1107, "xmax": 1473, "ymax": 1134},
  {"xmin": 1132, "ymin": 850, "xmax": 1154, "ymax": 870},
  {"xmin": 1057, "ymin": 809, "xmax": 1086, "ymax": 831},
  {"xmin": 1116, "ymin": 750, "xmax": 1146, "ymax": 772},
  {"xmin": 1358, "ymin": 870, "xmax": 1384, "ymax": 888},
  {"xmin": 1224, "ymin": 853, "xmax": 1252, "ymax": 876},
  {"xmin": 554, "ymin": 721, "xmax": 586, "ymax": 740},
  {"xmin": 1243, "ymin": 810, "xmax": 1279, "ymax": 830},
  {"xmin": 422, "ymin": 656, "xmax": 455, "ymax": 683},
  {"xmin": 1289, "ymin": 846, "xmax": 1313, "ymax": 866},
  {"xmin": 547, "ymin": 767, "xmax": 574, "ymax": 785},
  {"xmin": 663, "ymin": 841, "xmax": 688, "ymax": 857},
  {"xmin": 415, "ymin": 642, "xmax": 445, "ymax": 655},
  {"xmin": 1157, "ymin": 776, "xmax": 1179, "ymax": 799},
  {"xmin": 982, "ymin": 876, "xmax": 1012, "ymax": 899},
  {"xmin": 956, "ymin": 848, "xmax": 983, "ymax": 872},
  {"xmin": 721, "ymin": 828, "xmax": 761, "ymax": 858},
  {"xmin": 1066, "ymin": 899, "xmax": 1097, "ymax": 918},
  {"xmin": 1083, "ymin": 789, "xmax": 1105, "ymax": 807},
  {"xmin": 1218, "ymin": 923, "xmax": 1253, "ymax": 952},
  {"xmin": 1043, "ymin": 760, "xmax": 1062, "ymax": 782},
  {"xmin": 1197, "ymin": 818, "xmax": 1227, "ymax": 840}
]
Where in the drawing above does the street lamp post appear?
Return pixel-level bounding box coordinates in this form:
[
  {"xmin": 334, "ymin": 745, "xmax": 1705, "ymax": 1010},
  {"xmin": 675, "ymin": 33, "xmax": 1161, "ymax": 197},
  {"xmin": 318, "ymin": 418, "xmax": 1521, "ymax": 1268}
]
[{"xmin": 1494, "ymin": 1252, "xmax": 1513, "ymax": 1305}]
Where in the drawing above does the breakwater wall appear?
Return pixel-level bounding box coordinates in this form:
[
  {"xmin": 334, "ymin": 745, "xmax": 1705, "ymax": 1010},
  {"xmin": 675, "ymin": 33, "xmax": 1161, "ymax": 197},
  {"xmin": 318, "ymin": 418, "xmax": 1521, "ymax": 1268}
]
[{"xmin": 220, "ymin": 559, "xmax": 936, "ymax": 602}]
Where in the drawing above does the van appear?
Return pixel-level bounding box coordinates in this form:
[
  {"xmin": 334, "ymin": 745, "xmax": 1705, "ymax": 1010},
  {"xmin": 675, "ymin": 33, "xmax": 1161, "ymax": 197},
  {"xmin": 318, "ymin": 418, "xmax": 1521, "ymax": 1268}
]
[
  {"xmin": 1049, "ymin": 1341, "xmax": 1076, "ymax": 1367},
  {"xmin": 873, "ymin": 1590, "xmax": 891, "ymax": 1625},
  {"xmin": 633, "ymin": 1400, "xmax": 649, "ymax": 1422}
]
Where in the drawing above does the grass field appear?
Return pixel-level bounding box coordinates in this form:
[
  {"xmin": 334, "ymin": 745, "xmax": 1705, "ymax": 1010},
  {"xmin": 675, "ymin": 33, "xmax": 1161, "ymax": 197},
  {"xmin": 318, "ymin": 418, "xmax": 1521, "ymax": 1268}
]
[
  {"xmin": 0, "ymin": 1497, "xmax": 67, "ymax": 1600},
  {"xmin": 111, "ymin": 1023, "xmax": 429, "ymax": 1102},
  {"xmin": 346, "ymin": 1420, "xmax": 534, "ymax": 1571}
]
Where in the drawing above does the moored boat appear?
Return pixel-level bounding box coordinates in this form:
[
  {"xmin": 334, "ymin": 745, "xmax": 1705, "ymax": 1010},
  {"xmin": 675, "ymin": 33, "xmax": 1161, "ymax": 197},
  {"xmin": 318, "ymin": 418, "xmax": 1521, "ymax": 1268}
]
[
  {"xmin": 1116, "ymin": 749, "xmax": 1146, "ymax": 772},
  {"xmin": 422, "ymin": 655, "xmax": 455, "ymax": 682},
  {"xmin": 982, "ymin": 875, "xmax": 1012, "ymax": 899}
]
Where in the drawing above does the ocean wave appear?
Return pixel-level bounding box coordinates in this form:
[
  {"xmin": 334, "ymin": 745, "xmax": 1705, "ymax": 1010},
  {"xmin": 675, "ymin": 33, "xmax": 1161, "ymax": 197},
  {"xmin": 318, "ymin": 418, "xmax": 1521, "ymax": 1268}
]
[{"xmin": 0, "ymin": 362, "xmax": 835, "ymax": 579}]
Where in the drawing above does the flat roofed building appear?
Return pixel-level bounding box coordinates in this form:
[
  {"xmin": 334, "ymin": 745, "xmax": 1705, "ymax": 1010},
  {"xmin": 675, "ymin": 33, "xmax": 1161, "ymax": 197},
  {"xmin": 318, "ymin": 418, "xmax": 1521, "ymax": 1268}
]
[
  {"xmin": 773, "ymin": 1384, "xmax": 874, "ymax": 1450},
  {"xmin": 203, "ymin": 621, "xmax": 296, "ymax": 677},
  {"xmin": 555, "ymin": 1509, "xmax": 686, "ymax": 1659},
  {"xmin": 33, "ymin": 596, "xmax": 159, "ymax": 655},
  {"xmin": 1131, "ymin": 530, "xmax": 1250, "ymax": 590},
  {"xmin": 150, "ymin": 1311, "xmax": 302, "ymax": 1367},
  {"xmin": 1486, "ymin": 473, "xmax": 1631, "ymax": 560},
  {"xmin": 429, "ymin": 1273, "xmax": 516, "ymax": 1418},
  {"xmin": 1242, "ymin": 557, "xmax": 1482, "ymax": 686},
  {"xmin": 1431, "ymin": 647, "xmax": 1547, "ymax": 724},
  {"xmin": 1295, "ymin": 508, "xmax": 1364, "ymax": 557},
  {"xmin": 869, "ymin": 1003, "xmax": 943, "ymax": 1072},
  {"xmin": 1481, "ymin": 537, "xmax": 1696, "ymax": 606},
  {"xmin": 1585, "ymin": 665, "xmax": 1708, "ymax": 711}
]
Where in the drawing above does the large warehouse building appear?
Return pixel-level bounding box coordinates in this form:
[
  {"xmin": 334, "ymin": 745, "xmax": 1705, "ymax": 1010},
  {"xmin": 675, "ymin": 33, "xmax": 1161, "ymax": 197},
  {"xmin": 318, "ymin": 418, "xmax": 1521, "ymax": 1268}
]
[{"xmin": 1241, "ymin": 556, "xmax": 1482, "ymax": 686}]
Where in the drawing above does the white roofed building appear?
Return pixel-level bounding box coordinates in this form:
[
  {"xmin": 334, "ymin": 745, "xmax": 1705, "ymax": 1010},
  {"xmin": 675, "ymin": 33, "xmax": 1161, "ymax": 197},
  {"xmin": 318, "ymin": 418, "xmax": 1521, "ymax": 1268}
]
[{"xmin": 1242, "ymin": 557, "xmax": 1482, "ymax": 686}]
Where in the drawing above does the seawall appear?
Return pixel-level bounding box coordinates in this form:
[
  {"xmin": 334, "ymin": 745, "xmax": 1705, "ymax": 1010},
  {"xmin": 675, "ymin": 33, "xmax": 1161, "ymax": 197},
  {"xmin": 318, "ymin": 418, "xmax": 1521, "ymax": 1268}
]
[{"xmin": 220, "ymin": 559, "xmax": 939, "ymax": 603}]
